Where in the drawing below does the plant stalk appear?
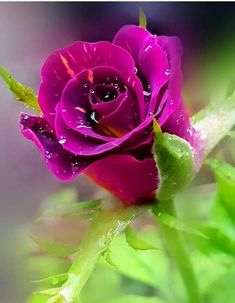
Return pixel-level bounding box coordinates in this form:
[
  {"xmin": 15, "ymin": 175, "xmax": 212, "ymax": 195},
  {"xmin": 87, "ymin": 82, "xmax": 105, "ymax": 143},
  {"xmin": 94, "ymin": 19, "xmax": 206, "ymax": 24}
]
[
  {"xmin": 153, "ymin": 199, "xmax": 203, "ymax": 303},
  {"xmin": 49, "ymin": 206, "xmax": 141, "ymax": 303}
]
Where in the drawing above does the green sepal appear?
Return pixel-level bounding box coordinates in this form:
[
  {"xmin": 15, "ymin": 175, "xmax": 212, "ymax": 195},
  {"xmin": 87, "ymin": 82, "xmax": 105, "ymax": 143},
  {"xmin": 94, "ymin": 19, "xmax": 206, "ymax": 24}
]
[
  {"xmin": 0, "ymin": 65, "xmax": 40, "ymax": 113},
  {"xmin": 153, "ymin": 120, "xmax": 195, "ymax": 200},
  {"xmin": 139, "ymin": 8, "xmax": 147, "ymax": 29}
]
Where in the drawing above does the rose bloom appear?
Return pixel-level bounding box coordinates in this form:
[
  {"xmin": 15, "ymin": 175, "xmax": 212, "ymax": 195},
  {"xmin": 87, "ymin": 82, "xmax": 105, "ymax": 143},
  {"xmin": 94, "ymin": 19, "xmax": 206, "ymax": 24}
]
[{"xmin": 20, "ymin": 25, "xmax": 194, "ymax": 205}]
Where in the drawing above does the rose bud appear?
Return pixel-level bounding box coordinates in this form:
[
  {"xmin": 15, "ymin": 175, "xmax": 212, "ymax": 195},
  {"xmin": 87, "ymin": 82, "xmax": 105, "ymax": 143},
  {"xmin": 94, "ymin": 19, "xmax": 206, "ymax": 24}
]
[{"xmin": 20, "ymin": 25, "xmax": 196, "ymax": 205}]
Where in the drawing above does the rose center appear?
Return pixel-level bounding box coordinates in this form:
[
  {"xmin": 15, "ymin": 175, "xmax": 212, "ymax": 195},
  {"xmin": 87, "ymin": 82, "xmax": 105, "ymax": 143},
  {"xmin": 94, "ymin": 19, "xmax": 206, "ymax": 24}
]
[{"xmin": 93, "ymin": 85, "xmax": 118, "ymax": 103}]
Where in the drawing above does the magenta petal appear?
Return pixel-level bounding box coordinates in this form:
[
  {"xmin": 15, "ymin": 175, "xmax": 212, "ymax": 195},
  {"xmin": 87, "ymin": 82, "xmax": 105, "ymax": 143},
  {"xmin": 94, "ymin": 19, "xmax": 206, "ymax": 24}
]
[
  {"xmin": 20, "ymin": 114, "xmax": 92, "ymax": 180},
  {"xmin": 38, "ymin": 41, "xmax": 136, "ymax": 126},
  {"xmin": 86, "ymin": 154, "xmax": 158, "ymax": 205},
  {"xmin": 55, "ymin": 104, "xmax": 112, "ymax": 156},
  {"xmin": 157, "ymin": 36, "xmax": 192, "ymax": 141}
]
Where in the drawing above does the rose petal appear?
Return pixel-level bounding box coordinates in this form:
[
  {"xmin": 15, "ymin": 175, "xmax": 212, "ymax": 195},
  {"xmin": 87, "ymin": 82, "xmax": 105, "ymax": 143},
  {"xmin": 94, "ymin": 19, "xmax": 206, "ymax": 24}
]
[
  {"xmin": 39, "ymin": 41, "xmax": 136, "ymax": 126},
  {"xmin": 86, "ymin": 154, "xmax": 158, "ymax": 205},
  {"xmin": 113, "ymin": 25, "xmax": 169, "ymax": 115},
  {"xmin": 20, "ymin": 113, "xmax": 93, "ymax": 180}
]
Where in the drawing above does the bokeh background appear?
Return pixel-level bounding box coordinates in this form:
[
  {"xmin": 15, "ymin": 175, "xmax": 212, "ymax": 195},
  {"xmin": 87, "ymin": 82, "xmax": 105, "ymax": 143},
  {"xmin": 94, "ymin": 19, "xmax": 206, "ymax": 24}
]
[{"xmin": 1, "ymin": 2, "xmax": 235, "ymax": 303}]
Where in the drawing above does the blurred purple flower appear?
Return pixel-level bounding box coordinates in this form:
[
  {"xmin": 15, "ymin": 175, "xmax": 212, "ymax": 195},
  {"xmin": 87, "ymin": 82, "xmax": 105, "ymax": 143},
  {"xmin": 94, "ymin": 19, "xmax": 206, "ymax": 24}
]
[{"xmin": 20, "ymin": 25, "xmax": 194, "ymax": 205}]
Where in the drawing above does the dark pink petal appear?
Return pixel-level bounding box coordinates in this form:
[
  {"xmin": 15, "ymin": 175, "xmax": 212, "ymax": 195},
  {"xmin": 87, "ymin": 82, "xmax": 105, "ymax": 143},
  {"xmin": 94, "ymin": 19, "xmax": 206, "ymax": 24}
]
[
  {"xmin": 157, "ymin": 36, "xmax": 192, "ymax": 141},
  {"xmin": 113, "ymin": 25, "xmax": 169, "ymax": 115},
  {"xmin": 39, "ymin": 41, "xmax": 136, "ymax": 126},
  {"xmin": 85, "ymin": 154, "xmax": 158, "ymax": 205},
  {"xmin": 20, "ymin": 114, "xmax": 93, "ymax": 180}
]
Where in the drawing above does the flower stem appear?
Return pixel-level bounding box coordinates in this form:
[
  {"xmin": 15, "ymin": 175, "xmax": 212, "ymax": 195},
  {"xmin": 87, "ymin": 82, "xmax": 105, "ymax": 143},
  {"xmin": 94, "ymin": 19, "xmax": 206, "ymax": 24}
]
[
  {"xmin": 153, "ymin": 199, "xmax": 203, "ymax": 303},
  {"xmin": 50, "ymin": 206, "xmax": 141, "ymax": 303}
]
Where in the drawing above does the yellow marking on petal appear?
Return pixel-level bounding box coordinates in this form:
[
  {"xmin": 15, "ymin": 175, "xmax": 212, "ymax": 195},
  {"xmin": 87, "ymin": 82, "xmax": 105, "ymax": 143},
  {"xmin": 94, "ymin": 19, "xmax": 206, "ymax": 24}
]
[
  {"xmin": 75, "ymin": 106, "xmax": 87, "ymax": 113},
  {"xmin": 88, "ymin": 69, "xmax": 94, "ymax": 84},
  {"xmin": 60, "ymin": 54, "xmax": 75, "ymax": 77}
]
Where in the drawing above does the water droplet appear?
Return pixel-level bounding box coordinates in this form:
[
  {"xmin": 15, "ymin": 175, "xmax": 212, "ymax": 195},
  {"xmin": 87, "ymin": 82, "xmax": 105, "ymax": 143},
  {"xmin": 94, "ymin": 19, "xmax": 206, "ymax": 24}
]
[
  {"xmin": 148, "ymin": 111, "xmax": 154, "ymax": 116},
  {"xmin": 83, "ymin": 83, "xmax": 88, "ymax": 88},
  {"xmin": 22, "ymin": 114, "xmax": 29, "ymax": 120},
  {"xmin": 143, "ymin": 90, "xmax": 151, "ymax": 97},
  {"xmin": 71, "ymin": 162, "xmax": 79, "ymax": 173},
  {"xmin": 165, "ymin": 69, "xmax": 171, "ymax": 76},
  {"xmin": 58, "ymin": 136, "xmax": 67, "ymax": 144},
  {"xmin": 90, "ymin": 111, "xmax": 98, "ymax": 123},
  {"xmin": 144, "ymin": 45, "xmax": 152, "ymax": 52},
  {"xmin": 176, "ymin": 119, "xmax": 180, "ymax": 125},
  {"xmin": 187, "ymin": 128, "xmax": 193, "ymax": 136},
  {"xmin": 153, "ymin": 34, "xmax": 157, "ymax": 39},
  {"xmin": 134, "ymin": 67, "xmax": 138, "ymax": 74},
  {"xmin": 169, "ymin": 99, "xmax": 174, "ymax": 105},
  {"xmin": 45, "ymin": 151, "xmax": 52, "ymax": 159}
]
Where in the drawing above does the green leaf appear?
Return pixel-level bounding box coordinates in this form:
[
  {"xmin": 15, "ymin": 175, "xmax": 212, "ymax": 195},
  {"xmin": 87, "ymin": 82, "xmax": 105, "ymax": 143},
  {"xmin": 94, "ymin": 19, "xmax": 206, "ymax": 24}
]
[
  {"xmin": 0, "ymin": 65, "xmax": 40, "ymax": 112},
  {"xmin": 37, "ymin": 188, "xmax": 102, "ymax": 222},
  {"xmin": 103, "ymin": 233, "xmax": 168, "ymax": 291},
  {"xmin": 27, "ymin": 294, "xmax": 49, "ymax": 303},
  {"xmin": 152, "ymin": 205, "xmax": 208, "ymax": 239},
  {"xmin": 228, "ymin": 131, "xmax": 235, "ymax": 139},
  {"xmin": 139, "ymin": 8, "xmax": 147, "ymax": 29},
  {"xmin": 34, "ymin": 288, "xmax": 60, "ymax": 296},
  {"xmin": 199, "ymin": 224, "xmax": 235, "ymax": 257},
  {"xmin": 125, "ymin": 226, "xmax": 159, "ymax": 250},
  {"xmin": 33, "ymin": 273, "xmax": 68, "ymax": 287},
  {"xmin": 207, "ymin": 158, "xmax": 235, "ymax": 224},
  {"xmin": 104, "ymin": 295, "xmax": 166, "ymax": 303},
  {"xmin": 31, "ymin": 234, "xmax": 78, "ymax": 257},
  {"xmin": 153, "ymin": 120, "xmax": 195, "ymax": 200}
]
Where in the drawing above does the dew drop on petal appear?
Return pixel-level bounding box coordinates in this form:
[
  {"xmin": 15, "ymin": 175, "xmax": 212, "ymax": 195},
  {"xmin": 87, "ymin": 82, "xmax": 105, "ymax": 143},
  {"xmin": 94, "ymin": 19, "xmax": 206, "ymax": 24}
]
[
  {"xmin": 143, "ymin": 90, "xmax": 151, "ymax": 97},
  {"xmin": 90, "ymin": 111, "xmax": 98, "ymax": 123},
  {"xmin": 71, "ymin": 162, "xmax": 79, "ymax": 173},
  {"xmin": 169, "ymin": 99, "xmax": 174, "ymax": 105},
  {"xmin": 58, "ymin": 136, "xmax": 67, "ymax": 144},
  {"xmin": 134, "ymin": 67, "xmax": 138, "ymax": 74},
  {"xmin": 165, "ymin": 69, "xmax": 171, "ymax": 76},
  {"xmin": 45, "ymin": 151, "xmax": 52, "ymax": 159}
]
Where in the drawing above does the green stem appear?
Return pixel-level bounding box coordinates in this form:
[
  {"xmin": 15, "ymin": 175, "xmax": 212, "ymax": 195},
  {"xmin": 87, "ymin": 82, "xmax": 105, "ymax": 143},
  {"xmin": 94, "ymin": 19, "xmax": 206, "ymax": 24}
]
[
  {"xmin": 153, "ymin": 200, "xmax": 203, "ymax": 303},
  {"xmin": 49, "ymin": 206, "xmax": 141, "ymax": 303},
  {"xmin": 193, "ymin": 91, "xmax": 235, "ymax": 159}
]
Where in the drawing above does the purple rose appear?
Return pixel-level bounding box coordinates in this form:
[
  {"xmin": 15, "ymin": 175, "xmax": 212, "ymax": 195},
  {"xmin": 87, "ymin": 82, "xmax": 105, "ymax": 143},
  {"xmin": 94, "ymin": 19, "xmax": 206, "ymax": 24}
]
[{"xmin": 20, "ymin": 25, "xmax": 194, "ymax": 205}]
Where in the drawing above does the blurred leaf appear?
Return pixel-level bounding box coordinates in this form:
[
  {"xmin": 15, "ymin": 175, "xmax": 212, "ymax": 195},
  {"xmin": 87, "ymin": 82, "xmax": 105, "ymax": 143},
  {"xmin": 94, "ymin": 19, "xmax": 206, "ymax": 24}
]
[
  {"xmin": 33, "ymin": 273, "xmax": 68, "ymax": 288},
  {"xmin": 228, "ymin": 131, "xmax": 235, "ymax": 139},
  {"xmin": 153, "ymin": 120, "xmax": 195, "ymax": 200},
  {"xmin": 27, "ymin": 255, "xmax": 70, "ymax": 281},
  {"xmin": 104, "ymin": 295, "xmax": 166, "ymax": 303},
  {"xmin": 153, "ymin": 204, "xmax": 208, "ymax": 239},
  {"xmin": 102, "ymin": 248, "xmax": 118, "ymax": 269},
  {"xmin": 34, "ymin": 288, "xmax": 60, "ymax": 296},
  {"xmin": 37, "ymin": 188, "xmax": 102, "ymax": 221},
  {"xmin": 199, "ymin": 224, "xmax": 235, "ymax": 257},
  {"xmin": 27, "ymin": 294, "xmax": 49, "ymax": 303},
  {"xmin": 207, "ymin": 158, "xmax": 235, "ymax": 224},
  {"xmin": 31, "ymin": 234, "xmax": 78, "ymax": 257},
  {"xmin": 0, "ymin": 65, "xmax": 40, "ymax": 112},
  {"xmin": 203, "ymin": 265, "xmax": 235, "ymax": 303},
  {"xmin": 81, "ymin": 263, "xmax": 123, "ymax": 303},
  {"xmin": 125, "ymin": 226, "xmax": 159, "ymax": 250},
  {"xmin": 139, "ymin": 8, "xmax": 147, "ymax": 29}
]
